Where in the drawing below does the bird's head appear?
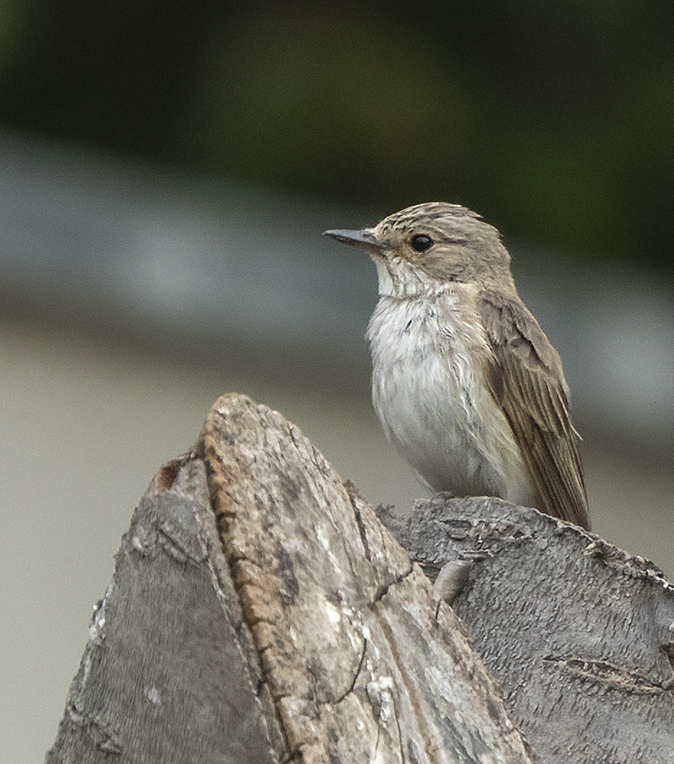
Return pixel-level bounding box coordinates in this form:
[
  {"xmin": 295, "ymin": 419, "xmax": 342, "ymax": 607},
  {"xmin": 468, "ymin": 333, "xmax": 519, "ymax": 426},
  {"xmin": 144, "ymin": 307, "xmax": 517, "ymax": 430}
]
[{"xmin": 324, "ymin": 202, "xmax": 516, "ymax": 298}]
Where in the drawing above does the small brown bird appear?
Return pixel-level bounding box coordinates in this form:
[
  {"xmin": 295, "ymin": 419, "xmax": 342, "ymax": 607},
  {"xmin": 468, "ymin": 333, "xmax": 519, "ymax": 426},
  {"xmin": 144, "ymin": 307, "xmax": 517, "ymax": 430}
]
[{"xmin": 324, "ymin": 202, "xmax": 589, "ymax": 530}]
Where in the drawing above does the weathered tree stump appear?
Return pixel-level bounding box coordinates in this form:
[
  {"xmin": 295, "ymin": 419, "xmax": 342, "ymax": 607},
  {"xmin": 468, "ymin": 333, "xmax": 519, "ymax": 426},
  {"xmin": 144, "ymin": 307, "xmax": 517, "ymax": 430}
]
[{"xmin": 46, "ymin": 393, "xmax": 674, "ymax": 763}]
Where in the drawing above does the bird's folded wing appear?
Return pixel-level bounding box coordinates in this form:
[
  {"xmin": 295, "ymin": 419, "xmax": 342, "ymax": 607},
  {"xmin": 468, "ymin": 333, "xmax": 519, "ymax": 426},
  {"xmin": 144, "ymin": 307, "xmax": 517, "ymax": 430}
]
[{"xmin": 479, "ymin": 290, "xmax": 589, "ymax": 529}]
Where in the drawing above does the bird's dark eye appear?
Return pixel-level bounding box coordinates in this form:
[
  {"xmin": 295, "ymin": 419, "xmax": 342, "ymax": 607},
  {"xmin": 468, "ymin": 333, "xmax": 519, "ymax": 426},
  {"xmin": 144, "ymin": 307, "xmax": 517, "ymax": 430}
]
[{"xmin": 411, "ymin": 234, "xmax": 433, "ymax": 252}]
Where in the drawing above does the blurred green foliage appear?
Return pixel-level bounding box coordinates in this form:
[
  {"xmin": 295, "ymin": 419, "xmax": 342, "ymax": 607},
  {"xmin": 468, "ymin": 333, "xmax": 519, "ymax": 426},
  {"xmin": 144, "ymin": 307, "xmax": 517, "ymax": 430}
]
[{"xmin": 0, "ymin": 0, "xmax": 672, "ymax": 270}]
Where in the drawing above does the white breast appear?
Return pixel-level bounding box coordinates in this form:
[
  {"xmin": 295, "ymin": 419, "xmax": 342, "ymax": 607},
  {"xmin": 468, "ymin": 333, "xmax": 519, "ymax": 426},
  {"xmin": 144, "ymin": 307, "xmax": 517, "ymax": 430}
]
[{"xmin": 366, "ymin": 285, "xmax": 536, "ymax": 506}]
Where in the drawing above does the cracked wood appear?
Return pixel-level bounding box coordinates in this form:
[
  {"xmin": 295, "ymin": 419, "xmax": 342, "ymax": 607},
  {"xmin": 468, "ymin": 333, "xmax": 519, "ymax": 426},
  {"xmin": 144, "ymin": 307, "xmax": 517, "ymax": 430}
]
[
  {"xmin": 392, "ymin": 495, "xmax": 674, "ymax": 764},
  {"xmin": 46, "ymin": 393, "xmax": 534, "ymax": 764},
  {"xmin": 198, "ymin": 394, "xmax": 533, "ymax": 763}
]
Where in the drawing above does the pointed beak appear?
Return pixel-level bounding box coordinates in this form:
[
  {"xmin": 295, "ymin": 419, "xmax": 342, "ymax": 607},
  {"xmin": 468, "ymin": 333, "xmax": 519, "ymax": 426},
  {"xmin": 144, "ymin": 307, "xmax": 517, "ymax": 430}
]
[{"xmin": 323, "ymin": 228, "xmax": 381, "ymax": 250}]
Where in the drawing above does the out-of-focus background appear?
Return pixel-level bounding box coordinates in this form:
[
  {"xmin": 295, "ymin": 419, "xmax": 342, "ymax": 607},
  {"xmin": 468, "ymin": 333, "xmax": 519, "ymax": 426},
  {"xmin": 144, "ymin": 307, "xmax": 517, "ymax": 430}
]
[{"xmin": 1, "ymin": 2, "xmax": 673, "ymax": 760}]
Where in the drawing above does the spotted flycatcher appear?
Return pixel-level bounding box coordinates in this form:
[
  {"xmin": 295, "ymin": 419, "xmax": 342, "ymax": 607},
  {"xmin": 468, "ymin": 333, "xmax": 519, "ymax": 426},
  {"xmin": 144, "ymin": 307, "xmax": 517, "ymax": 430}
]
[{"xmin": 325, "ymin": 202, "xmax": 589, "ymax": 529}]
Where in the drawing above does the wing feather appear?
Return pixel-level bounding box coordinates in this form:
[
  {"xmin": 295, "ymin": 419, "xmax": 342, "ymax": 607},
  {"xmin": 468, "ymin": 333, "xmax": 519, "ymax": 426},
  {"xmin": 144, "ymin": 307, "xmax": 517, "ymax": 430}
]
[{"xmin": 479, "ymin": 290, "xmax": 590, "ymax": 529}]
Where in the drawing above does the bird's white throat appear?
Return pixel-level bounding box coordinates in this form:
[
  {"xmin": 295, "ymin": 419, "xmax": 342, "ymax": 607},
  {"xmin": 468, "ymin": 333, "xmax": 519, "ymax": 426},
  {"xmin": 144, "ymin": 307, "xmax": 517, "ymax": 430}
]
[
  {"xmin": 372, "ymin": 254, "xmax": 445, "ymax": 298},
  {"xmin": 366, "ymin": 283, "xmax": 536, "ymax": 506}
]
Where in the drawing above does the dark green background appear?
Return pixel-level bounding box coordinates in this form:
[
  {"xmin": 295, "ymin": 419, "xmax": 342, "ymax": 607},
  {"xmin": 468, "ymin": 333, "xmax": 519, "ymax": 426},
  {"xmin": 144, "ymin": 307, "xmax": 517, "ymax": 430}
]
[{"xmin": 1, "ymin": 0, "xmax": 672, "ymax": 271}]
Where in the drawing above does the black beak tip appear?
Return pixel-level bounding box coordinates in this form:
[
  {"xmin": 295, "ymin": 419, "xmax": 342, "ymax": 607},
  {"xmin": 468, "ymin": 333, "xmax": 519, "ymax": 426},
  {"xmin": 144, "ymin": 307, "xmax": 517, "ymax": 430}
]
[{"xmin": 323, "ymin": 228, "xmax": 378, "ymax": 248}]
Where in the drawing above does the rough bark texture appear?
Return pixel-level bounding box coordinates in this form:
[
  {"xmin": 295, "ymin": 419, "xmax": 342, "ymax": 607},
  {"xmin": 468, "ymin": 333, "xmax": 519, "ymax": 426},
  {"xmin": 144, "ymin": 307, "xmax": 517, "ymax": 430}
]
[
  {"xmin": 45, "ymin": 457, "xmax": 278, "ymax": 764},
  {"xmin": 390, "ymin": 496, "xmax": 674, "ymax": 764},
  {"xmin": 46, "ymin": 393, "xmax": 534, "ymax": 764}
]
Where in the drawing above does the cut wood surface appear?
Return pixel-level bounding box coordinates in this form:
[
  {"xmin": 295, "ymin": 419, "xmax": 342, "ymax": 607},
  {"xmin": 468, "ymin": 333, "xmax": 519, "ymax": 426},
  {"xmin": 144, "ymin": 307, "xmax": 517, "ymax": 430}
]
[
  {"xmin": 390, "ymin": 495, "xmax": 674, "ymax": 763},
  {"xmin": 46, "ymin": 393, "xmax": 534, "ymax": 764}
]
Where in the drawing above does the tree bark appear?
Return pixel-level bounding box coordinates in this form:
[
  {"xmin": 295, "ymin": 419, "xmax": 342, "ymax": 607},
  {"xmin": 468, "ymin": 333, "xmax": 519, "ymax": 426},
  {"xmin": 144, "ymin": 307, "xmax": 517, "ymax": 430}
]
[
  {"xmin": 389, "ymin": 495, "xmax": 674, "ymax": 763},
  {"xmin": 46, "ymin": 393, "xmax": 533, "ymax": 764}
]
